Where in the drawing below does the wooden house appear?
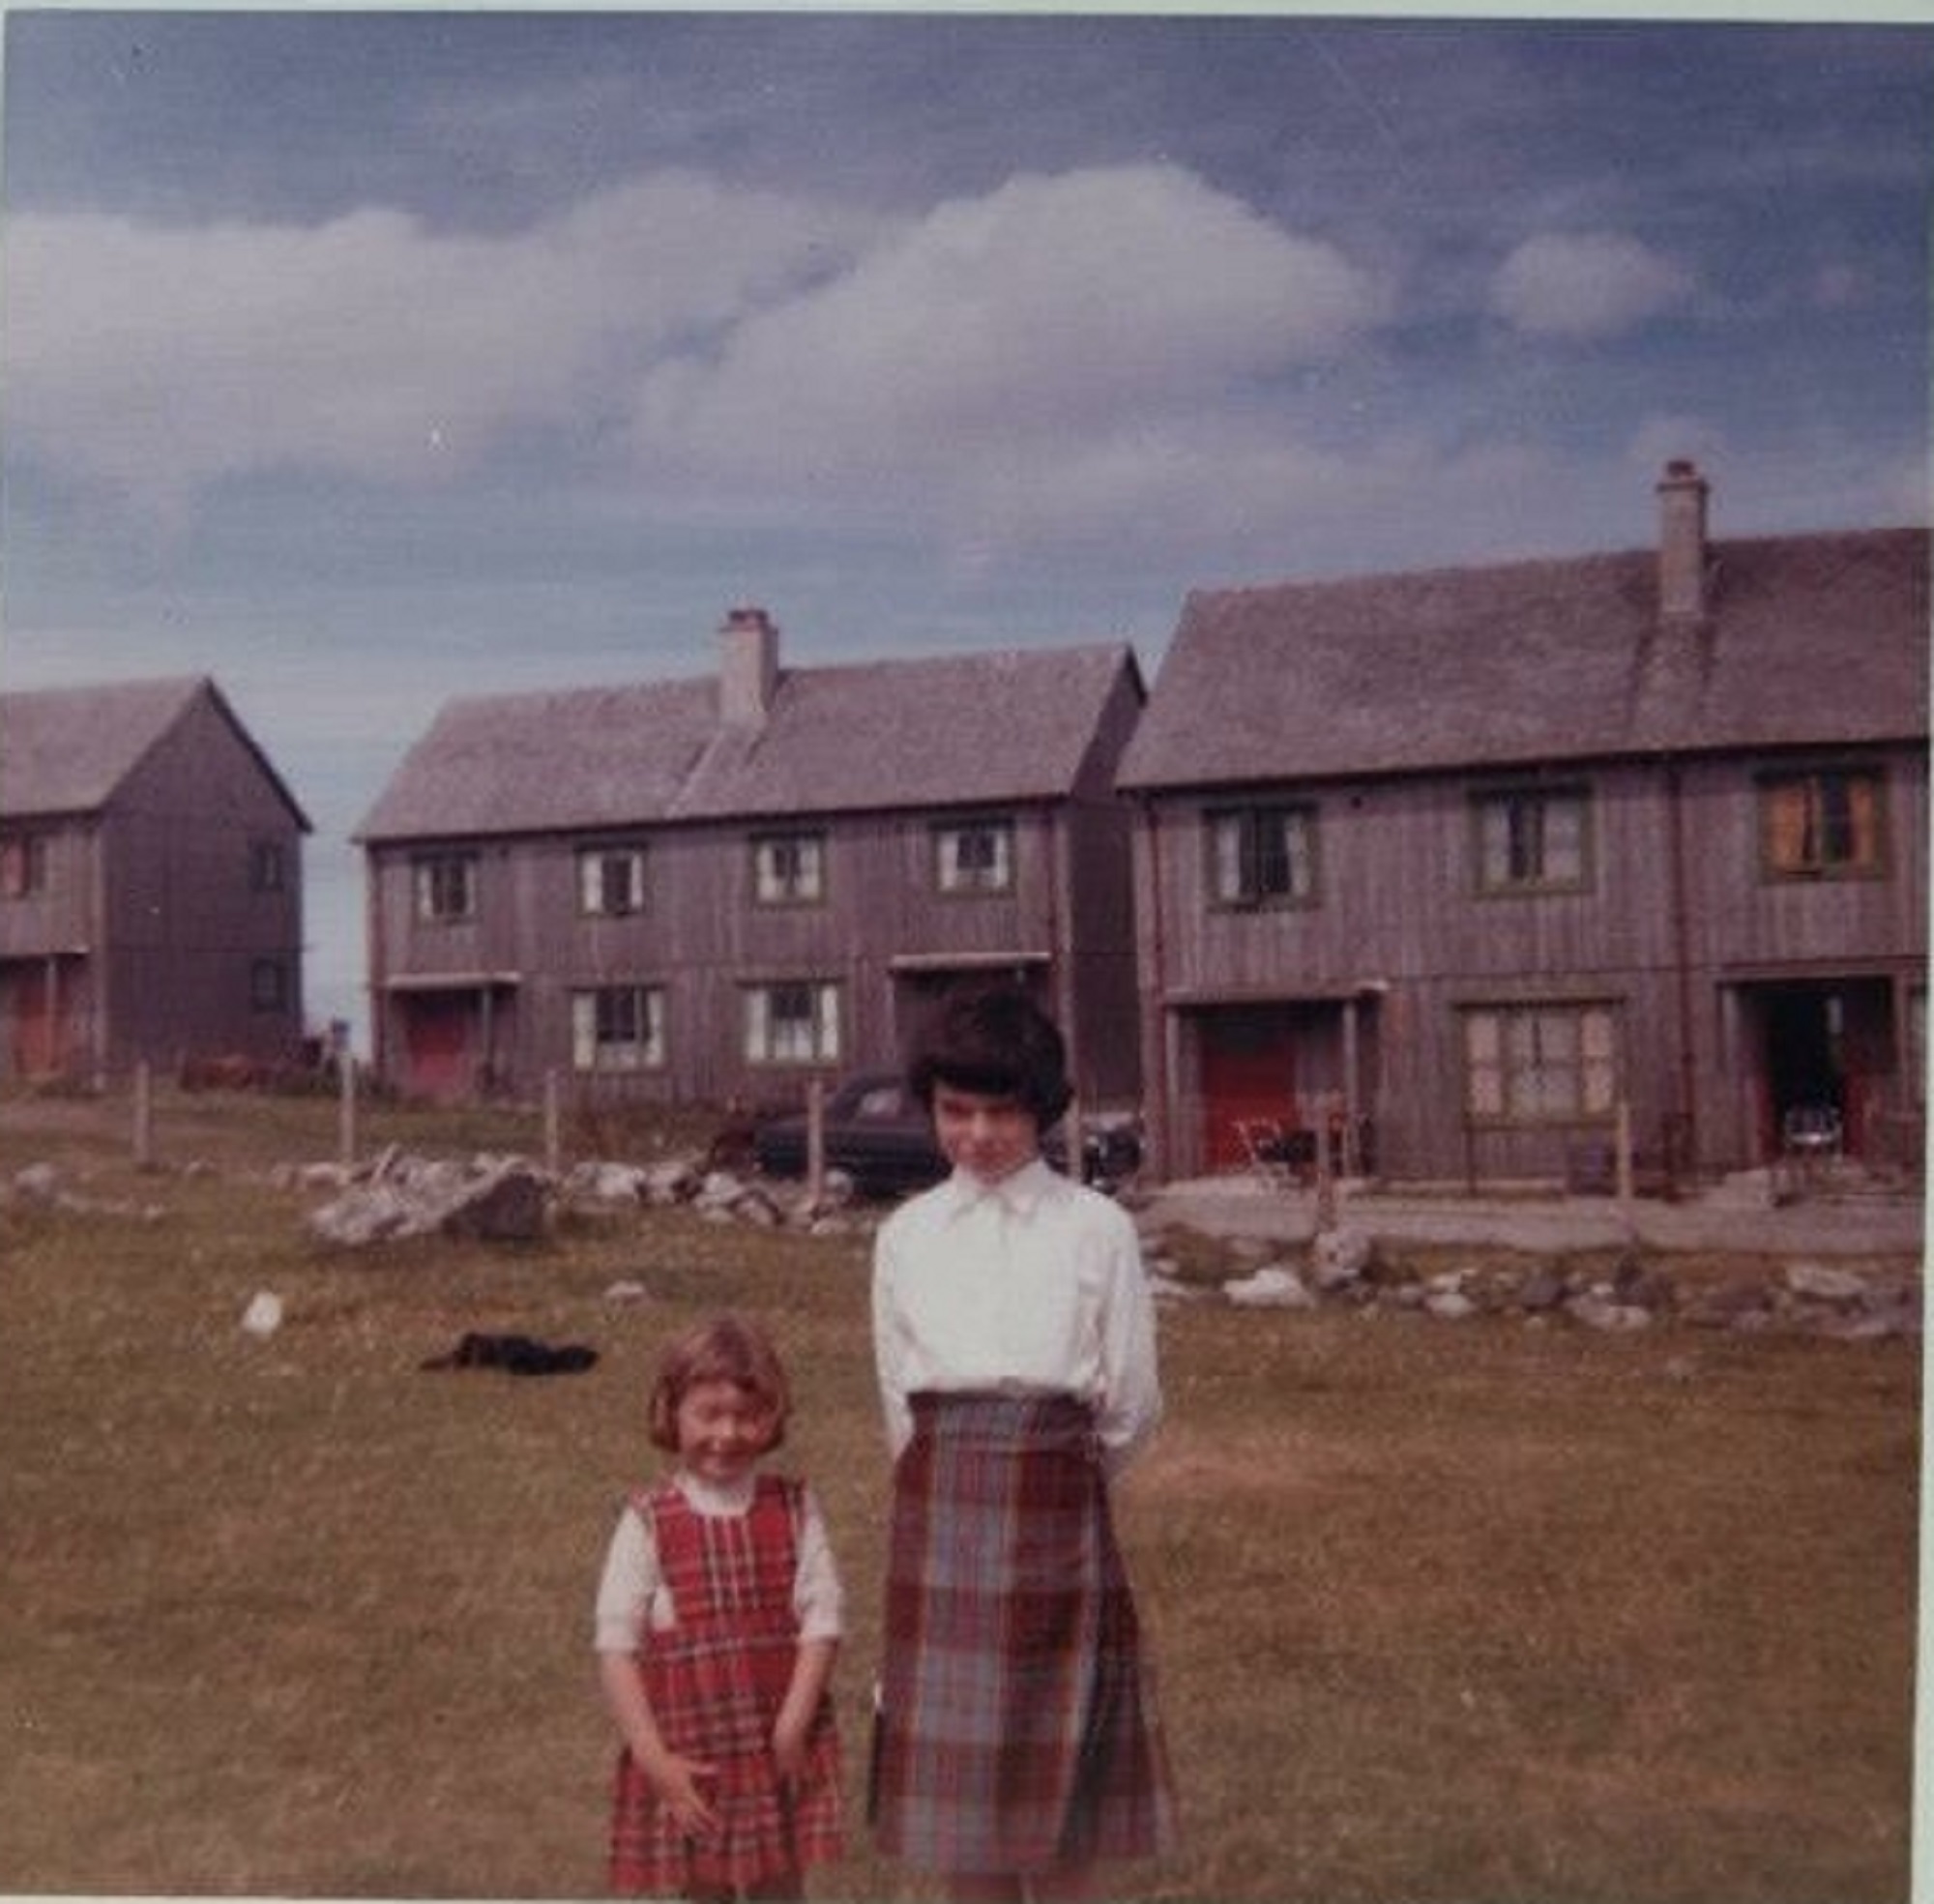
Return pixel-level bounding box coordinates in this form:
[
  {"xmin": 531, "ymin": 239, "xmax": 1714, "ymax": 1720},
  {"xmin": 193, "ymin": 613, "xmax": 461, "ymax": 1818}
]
[
  {"xmin": 0, "ymin": 676, "xmax": 311, "ymax": 1083},
  {"xmin": 356, "ymin": 610, "xmax": 1144, "ymax": 1116},
  {"xmin": 1118, "ymin": 462, "xmax": 1929, "ymax": 1187}
]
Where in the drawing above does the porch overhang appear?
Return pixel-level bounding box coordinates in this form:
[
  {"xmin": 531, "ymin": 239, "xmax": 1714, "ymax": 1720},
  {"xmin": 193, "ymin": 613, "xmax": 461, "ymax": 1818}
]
[
  {"xmin": 889, "ymin": 950, "xmax": 1052, "ymax": 973},
  {"xmin": 380, "ymin": 971, "xmax": 523, "ymax": 993},
  {"xmin": 1159, "ymin": 979, "xmax": 1390, "ymax": 1008}
]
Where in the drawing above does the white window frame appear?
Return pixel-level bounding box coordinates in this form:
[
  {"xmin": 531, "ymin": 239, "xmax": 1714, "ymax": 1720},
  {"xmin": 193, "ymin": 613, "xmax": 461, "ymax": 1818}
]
[
  {"xmin": 935, "ymin": 818, "xmax": 1015, "ymax": 895},
  {"xmin": 1463, "ymin": 1002, "xmax": 1618, "ymax": 1125},
  {"xmin": 577, "ymin": 843, "xmax": 646, "ymax": 918},
  {"xmin": 414, "ymin": 853, "xmax": 477, "ymax": 923},
  {"xmin": 571, "ymin": 985, "xmax": 665, "ymax": 1072},
  {"xmin": 751, "ymin": 833, "xmax": 827, "ymax": 906},
  {"xmin": 744, "ymin": 981, "xmax": 842, "ymax": 1066},
  {"xmin": 1208, "ymin": 804, "xmax": 1317, "ymax": 908},
  {"xmin": 1474, "ymin": 786, "xmax": 1591, "ymax": 894}
]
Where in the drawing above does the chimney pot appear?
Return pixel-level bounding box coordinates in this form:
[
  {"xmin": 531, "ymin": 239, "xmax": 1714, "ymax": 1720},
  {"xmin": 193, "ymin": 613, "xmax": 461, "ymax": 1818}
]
[
  {"xmin": 719, "ymin": 605, "xmax": 779, "ymax": 726},
  {"xmin": 1656, "ymin": 458, "xmax": 1711, "ymax": 620}
]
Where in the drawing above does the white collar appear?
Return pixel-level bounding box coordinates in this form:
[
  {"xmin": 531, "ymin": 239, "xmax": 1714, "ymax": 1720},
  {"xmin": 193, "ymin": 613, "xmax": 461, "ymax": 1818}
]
[
  {"xmin": 941, "ymin": 1154, "xmax": 1060, "ymax": 1221},
  {"xmin": 671, "ymin": 1469, "xmax": 759, "ymax": 1514}
]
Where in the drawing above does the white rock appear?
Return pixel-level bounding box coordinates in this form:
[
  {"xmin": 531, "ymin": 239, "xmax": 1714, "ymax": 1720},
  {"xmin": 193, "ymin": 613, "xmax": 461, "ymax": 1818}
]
[
  {"xmin": 1784, "ymin": 1262, "xmax": 1869, "ymax": 1305},
  {"xmin": 240, "ymin": 1291, "xmax": 284, "ymax": 1339},
  {"xmin": 1225, "ymin": 1265, "xmax": 1316, "ymax": 1309},
  {"xmin": 1311, "ymin": 1226, "xmax": 1373, "ymax": 1289}
]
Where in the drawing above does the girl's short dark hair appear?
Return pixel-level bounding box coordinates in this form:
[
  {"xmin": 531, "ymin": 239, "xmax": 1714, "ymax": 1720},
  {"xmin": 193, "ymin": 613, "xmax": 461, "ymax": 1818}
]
[
  {"xmin": 908, "ymin": 986, "xmax": 1073, "ymax": 1128},
  {"xmin": 647, "ymin": 1314, "xmax": 790, "ymax": 1454}
]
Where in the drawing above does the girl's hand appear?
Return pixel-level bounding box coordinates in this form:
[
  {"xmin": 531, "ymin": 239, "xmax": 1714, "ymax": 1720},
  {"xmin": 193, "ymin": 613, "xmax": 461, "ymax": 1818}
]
[
  {"xmin": 639, "ymin": 1744, "xmax": 720, "ymax": 1836},
  {"xmin": 771, "ymin": 1711, "xmax": 812, "ymax": 1784}
]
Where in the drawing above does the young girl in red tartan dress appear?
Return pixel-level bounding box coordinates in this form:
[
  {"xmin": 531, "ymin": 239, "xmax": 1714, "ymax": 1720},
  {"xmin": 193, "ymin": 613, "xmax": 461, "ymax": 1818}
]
[{"xmin": 596, "ymin": 1316, "xmax": 843, "ymax": 1901}]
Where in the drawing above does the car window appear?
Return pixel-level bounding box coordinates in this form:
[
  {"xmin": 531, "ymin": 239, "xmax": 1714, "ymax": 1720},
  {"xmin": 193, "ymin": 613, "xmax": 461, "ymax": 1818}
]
[{"xmin": 855, "ymin": 1085, "xmax": 906, "ymax": 1119}]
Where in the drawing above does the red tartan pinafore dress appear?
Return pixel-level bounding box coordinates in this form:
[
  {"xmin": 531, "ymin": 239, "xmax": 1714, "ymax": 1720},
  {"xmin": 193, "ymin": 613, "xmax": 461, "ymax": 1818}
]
[{"xmin": 608, "ymin": 1474, "xmax": 843, "ymax": 1896}]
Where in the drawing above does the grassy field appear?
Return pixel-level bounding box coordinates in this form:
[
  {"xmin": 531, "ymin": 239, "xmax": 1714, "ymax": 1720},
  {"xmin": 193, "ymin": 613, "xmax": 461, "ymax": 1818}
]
[{"xmin": 0, "ymin": 1085, "xmax": 1919, "ymax": 1902}]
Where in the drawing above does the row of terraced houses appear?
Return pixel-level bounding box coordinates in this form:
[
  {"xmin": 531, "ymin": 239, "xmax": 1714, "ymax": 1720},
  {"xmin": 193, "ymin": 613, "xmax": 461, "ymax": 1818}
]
[{"xmin": 3, "ymin": 462, "xmax": 1926, "ymax": 1186}]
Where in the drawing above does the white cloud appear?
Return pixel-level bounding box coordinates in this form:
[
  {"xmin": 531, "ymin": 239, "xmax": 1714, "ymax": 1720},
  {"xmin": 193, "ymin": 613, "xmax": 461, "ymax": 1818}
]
[
  {"xmin": 627, "ymin": 162, "xmax": 1386, "ymax": 493},
  {"xmin": 3, "ymin": 173, "xmax": 884, "ymax": 515},
  {"xmin": 1488, "ymin": 230, "xmax": 1695, "ymax": 340}
]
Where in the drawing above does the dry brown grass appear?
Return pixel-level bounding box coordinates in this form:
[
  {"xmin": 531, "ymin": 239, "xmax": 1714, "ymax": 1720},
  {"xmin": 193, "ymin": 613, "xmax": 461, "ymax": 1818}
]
[{"xmin": 0, "ymin": 1086, "xmax": 1918, "ymax": 1901}]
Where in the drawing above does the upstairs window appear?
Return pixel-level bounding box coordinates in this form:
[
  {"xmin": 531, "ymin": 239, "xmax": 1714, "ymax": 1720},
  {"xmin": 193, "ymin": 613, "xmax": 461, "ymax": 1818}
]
[
  {"xmin": 578, "ymin": 844, "xmax": 646, "ymax": 918},
  {"xmin": 249, "ymin": 838, "xmax": 287, "ymax": 893},
  {"xmin": 414, "ymin": 853, "xmax": 478, "ymax": 923},
  {"xmin": 936, "ymin": 818, "xmax": 1014, "ymax": 894},
  {"xmin": 0, "ymin": 834, "xmax": 47, "ymax": 900},
  {"xmin": 571, "ymin": 985, "xmax": 664, "ymax": 1071},
  {"xmin": 745, "ymin": 981, "xmax": 841, "ymax": 1065},
  {"xmin": 1463, "ymin": 1002, "xmax": 1618, "ymax": 1124},
  {"xmin": 752, "ymin": 833, "xmax": 827, "ymax": 906},
  {"xmin": 1208, "ymin": 805, "xmax": 1317, "ymax": 908},
  {"xmin": 1761, "ymin": 767, "xmax": 1885, "ymax": 879},
  {"xmin": 1475, "ymin": 786, "xmax": 1590, "ymax": 893}
]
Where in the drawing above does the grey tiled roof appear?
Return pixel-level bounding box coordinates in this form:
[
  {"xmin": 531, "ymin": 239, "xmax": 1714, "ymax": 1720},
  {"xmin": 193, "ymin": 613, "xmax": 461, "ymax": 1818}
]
[
  {"xmin": 1119, "ymin": 527, "xmax": 1929, "ymax": 791},
  {"xmin": 0, "ymin": 674, "xmax": 310, "ymax": 827},
  {"xmin": 357, "ymin": 642, "xmax": 1141, "ymax": 842}
]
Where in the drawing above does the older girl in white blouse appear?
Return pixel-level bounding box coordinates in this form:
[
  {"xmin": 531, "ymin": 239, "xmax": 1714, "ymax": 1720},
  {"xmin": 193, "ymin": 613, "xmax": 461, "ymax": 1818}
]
[{"xmin": 870, "ymin": 989, "xmax": 1176, "ymax": 1903}]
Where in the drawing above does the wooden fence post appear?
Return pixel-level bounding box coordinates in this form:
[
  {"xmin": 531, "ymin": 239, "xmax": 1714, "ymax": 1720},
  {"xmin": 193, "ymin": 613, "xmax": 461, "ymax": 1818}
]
[
  {"xmin": 337, "ymin": 1030, "xmax": 358, "ymax": 1168},
  {"xmin": 806, "ymin": 1077, "xmax": 826, "ymax": 1208},
  {"xmin": 544, "ymin": 1069, "xmax": 563, "ymax": 1178},
  {"xmin": 1615, "ymin": 1098, "xmax": 1636, "ymax": 1233},
  {"xmin": 132, "ymin": 1060, "xmax": 154, "ymax": 1170},
  {"xmin": 1314, "ymin": 1092, "xmax": 1338, "ymax": 1233}
]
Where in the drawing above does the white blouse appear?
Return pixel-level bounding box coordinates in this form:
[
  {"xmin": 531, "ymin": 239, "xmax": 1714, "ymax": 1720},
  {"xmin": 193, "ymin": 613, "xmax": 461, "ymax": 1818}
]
[
  {"xmin": 870, "ymin": 1157, "xmax": 1162, "ymax": 1476},
  {"xmin": 593, "ymin": 1470, "xmax": 843, "ymax": 1654}
]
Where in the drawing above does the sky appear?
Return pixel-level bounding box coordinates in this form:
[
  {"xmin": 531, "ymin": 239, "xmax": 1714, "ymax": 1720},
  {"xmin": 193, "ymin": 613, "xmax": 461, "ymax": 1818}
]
[{"xmin": 3, "ymin": 4, "xmax": 1930, "ymax": 1043}]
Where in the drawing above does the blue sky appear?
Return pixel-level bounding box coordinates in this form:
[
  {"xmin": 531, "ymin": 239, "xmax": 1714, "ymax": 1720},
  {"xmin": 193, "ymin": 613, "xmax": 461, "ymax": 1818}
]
[{"xmin": 3, "ymin": 6, "xmax": 1930, "ymax": 1040}]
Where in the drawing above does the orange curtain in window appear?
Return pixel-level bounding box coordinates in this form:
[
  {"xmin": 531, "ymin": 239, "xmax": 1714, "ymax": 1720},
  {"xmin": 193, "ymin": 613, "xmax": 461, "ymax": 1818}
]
[
  {"xmin": 1765, "ymin": 781, "xmax": 1808, "ymax": 870},
  {"xmin": 1846, "ymin": 775, "xmax": 1881, "ymax": 868}
]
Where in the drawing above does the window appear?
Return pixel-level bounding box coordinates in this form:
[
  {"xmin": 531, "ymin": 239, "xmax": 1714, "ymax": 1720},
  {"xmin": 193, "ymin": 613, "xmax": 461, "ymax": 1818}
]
[
  {"xmin": 250, "ymin": 957, "xmax": 289, "ymax": 1011},
  {"xmin": 414, "ymin": 854, "xmax": 477, "ymax": 923},
  {"xmin": 936, "ymin": 819, "xmax": 1014, "ymax": 894},
  {"xmin": 0, "ymin": 834, "xmax": 47, "ymax": 900},
  {"xmin": 1474, "ymin": 787, "xmax": 1589, "ymax": 893},
  {"xmin": 249, "ymin": 838, "xmax": 286, "ymax": 893},
  {"xmin": 578, "ymin": 844, "xmax": 646, "ymax": 918},
  {"xmin": 1208, "ymin": 806, "xmax": 1317, "ymax": 907},
  {"xmin": 1761, "ymin": 767, "xmax": 1885, "ymax": 878},
  {"xmin": 751, "ymin": 833, "xmax": 826, "ymax": 906},
  {"xmin": 1463, "ymin": 1002, "xmax": 1618, "ymax": 1123},
  {"xmin": 571, "ymin": 986, "xmax": 664, "ymax": 1071},
  {"xmin": 745, "ymin": 981, "xmax": 841, "ymax": 1065}
]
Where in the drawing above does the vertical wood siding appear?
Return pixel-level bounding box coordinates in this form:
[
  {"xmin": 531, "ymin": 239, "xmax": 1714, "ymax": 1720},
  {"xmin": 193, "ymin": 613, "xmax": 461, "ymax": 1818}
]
[
  {"xmin": 1, "ymin": 688, "xmax": 306, "ymax": 1079},
  {"xmin": 1135, "ymin": 743, "xmax": 1926, "ymax": 1184},
  {"xmin": 367, "ymin": 794, "xmax": 1140, "ymax": 1113}
]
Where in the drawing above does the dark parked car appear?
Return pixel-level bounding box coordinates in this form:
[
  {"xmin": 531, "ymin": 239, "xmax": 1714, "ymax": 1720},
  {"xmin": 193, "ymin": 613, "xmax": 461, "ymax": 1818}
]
[{"xmin": 752, "ymin": 1070, "xmax": 1141, "ymax": 1201}]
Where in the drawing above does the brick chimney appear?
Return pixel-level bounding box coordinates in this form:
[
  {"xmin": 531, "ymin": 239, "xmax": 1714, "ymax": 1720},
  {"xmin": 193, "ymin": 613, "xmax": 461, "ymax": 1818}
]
[
  {"xmin": 719, "ymin": 605, "xmax": 779, "ymax": 726},
  {"xmin": 1656, "ymin": 458, "xmax": 1711, "ymax": 621}
]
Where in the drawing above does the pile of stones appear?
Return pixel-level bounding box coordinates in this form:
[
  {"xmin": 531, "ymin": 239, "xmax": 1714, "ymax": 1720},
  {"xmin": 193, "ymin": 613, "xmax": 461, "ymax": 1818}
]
[{"xmin": 1143, "ymin": 1220, "xmax": 1921, "ymax": 1341}]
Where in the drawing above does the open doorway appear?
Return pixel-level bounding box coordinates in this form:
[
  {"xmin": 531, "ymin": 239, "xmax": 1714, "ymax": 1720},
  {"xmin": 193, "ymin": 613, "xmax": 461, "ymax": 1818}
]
[{"xmin": 1750, "ymin": 978, "xmax": 1894, "ymax": 1159}]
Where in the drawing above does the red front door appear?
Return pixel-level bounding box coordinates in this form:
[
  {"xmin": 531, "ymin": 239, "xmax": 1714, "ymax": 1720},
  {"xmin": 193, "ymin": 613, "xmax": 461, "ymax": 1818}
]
[
  {"xmin": 401, "ymin": 994, "xmax": 474, "ymax": 1101},
  {"xmin": 1199, "ymin": 1009, "xmax": 1297, "ymax": 1170},
  {"xmin": 4, "ymin": 964, "xmax": 67, "ymax": 1077}
]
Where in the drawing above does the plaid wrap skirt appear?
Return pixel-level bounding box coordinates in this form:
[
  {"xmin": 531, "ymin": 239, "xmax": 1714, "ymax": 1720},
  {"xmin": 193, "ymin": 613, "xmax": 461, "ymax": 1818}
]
[
  {"xmin": 608, "ymin": 1476, "xmax": 842, "ymax": 1895},
  {"xmin": 874, "ymin": 1391, "xmax": 1177, "ymax": 1877}
]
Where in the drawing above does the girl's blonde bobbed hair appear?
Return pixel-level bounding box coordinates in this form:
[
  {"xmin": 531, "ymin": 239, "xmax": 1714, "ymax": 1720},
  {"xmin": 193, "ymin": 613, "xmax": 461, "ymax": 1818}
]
[{"xmin": 647, "ymin": 1313, "xmax": 791, "ymax": 1453}]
